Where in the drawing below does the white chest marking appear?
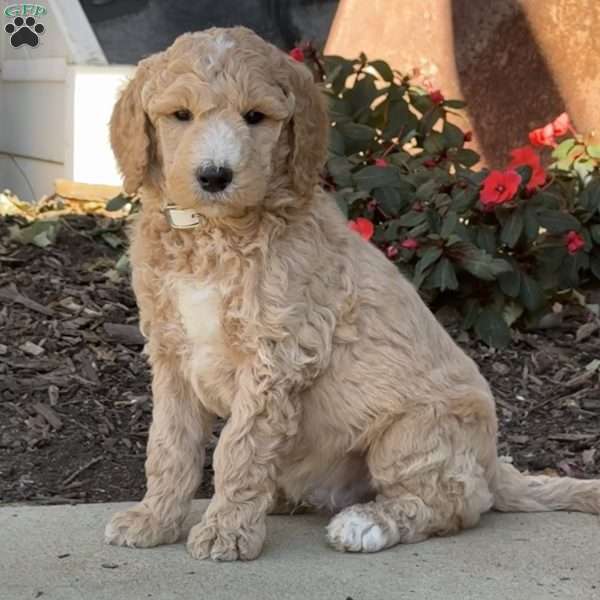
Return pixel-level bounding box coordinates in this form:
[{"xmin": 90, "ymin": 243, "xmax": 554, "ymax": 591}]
[{"xmin": 177, "ymin": 282, "xmax": 223, "ymax": 377}]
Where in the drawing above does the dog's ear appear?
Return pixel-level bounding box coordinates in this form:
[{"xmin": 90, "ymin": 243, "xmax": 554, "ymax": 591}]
[
  {"xmin": 110, "ymin": 57, "xmax": 158, "ymax": 195},
  {"xmin": 280, "ymin": 56, "xmax": 330, "ymax": 197}
]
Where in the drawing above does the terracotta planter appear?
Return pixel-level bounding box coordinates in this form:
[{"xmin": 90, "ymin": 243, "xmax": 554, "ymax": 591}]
[{"xmin": 326, "ymin": 0, "xmax": 600, "ymax": 166}]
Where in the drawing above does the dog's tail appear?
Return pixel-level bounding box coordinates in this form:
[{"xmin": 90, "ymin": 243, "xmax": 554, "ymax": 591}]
[{"xmin": 492, "ymin": 459, "xmax": 600, "ymax": 513}]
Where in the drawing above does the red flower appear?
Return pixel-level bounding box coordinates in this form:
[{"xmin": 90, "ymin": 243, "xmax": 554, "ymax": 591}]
[
  {"xmin": 374, "ymin": 158, "xmax": 389, "ymax": 167},
  {"xmin": 348, "ymin": 217, "xmax": 374, "ymax": 241},
  {"xmin": 551, "ymin": 112, "xmax": 571, "ymax": 137},
  {"xmin": 423, "ymin": 158, "xmax": 437, "ymax": 169},
  {"xmin": 528, "ymin": 113, "xmax": 571, "ymax": 148},
  {"xmin": 429, "ymin": 89, "xmax": 445, "ymax": 104},
  {"xmin": 400, "ymin": 238, "xmax": 419, "ymax": 250},
  {"xmin": 386, "ymin": 245, "xmax": 399, "ymax": 258},
  {"xmin": 289, "ymin": 47, "xmax": 305, "ymax": 62},
  {"xmin": 565, "ymin": 230, "xmax": 584, "ymax": 254},
  {"xmin": 508, "ymin": 145, "xmax": 547, "ymax": 191},
  {"xmin": 480, "ymin": 169, "xmax": 521, "ymax": 208},
  {"xmin": 529, "ymin": 123, "xmax": 556, "ymax": 147}
]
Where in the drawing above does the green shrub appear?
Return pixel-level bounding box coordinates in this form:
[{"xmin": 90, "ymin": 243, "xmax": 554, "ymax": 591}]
[{"xmin": 299, "ymin": 48, "xmax": 600, "ymax": 347}]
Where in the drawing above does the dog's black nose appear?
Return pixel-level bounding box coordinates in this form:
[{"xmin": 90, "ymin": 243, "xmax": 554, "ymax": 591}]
[{"xmin": 196, "ymin": 165, "xmax": 233, "ymax": 193}]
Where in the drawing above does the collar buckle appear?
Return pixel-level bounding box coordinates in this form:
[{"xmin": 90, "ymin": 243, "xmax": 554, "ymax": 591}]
[{"xmin": 162, "ymin": 204, "xmax": 205, "ymax": 229}]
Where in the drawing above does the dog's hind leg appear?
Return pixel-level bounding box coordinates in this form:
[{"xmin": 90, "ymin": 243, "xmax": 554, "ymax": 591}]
[{"xmin": 327, "ymin": 402, "xmax": 496, "ymax": 553}]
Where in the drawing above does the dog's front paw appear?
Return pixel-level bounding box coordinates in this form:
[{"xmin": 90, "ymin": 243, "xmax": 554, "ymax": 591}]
[
  {"xmin": 105, "ymin": 505, "xmax": 181, "ymax": 548},
  {"xmin": 186, "ymin": 511, "xmax": 266, "ymax": 561}
]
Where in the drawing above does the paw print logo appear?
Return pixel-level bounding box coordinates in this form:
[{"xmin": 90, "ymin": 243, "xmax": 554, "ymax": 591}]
[{"xmin": 5, "ymin": 16, "xmax": 45, "ymax": 48}]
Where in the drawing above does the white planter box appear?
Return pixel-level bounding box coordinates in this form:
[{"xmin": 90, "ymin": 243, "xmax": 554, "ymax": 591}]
[{"xmin": 0, "ymin": 0, "xmax": 132, "ymax": 200}]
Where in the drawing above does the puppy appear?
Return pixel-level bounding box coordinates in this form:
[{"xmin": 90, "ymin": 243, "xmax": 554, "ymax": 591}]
[{"xmin": 105, "ymin": 27, "xmax": 600, "ymax": 561}]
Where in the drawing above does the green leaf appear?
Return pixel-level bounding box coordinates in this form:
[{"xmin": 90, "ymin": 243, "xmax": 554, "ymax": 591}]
[
  {"xmin": 442, "ymin": 121, "xmax": 464, "ymax": 148},
  {"xmin": 591, "ymin": 253, "xmax": 600, "ymax": 281},
  {"xmin": 383, "ymin": 100, "xmax": 419, "ymax": 139},
  {"xmin": 427, "ymin": 257, "xmax": 458, "ymax": 291},
  {"xmin": 399, "ymin": 211, "xmax": 427, "ymax": 227},
  {"xmin": 443, "ymin": 99, "xmax": 467, "ymax": 109},
  {"xmin": 503, "ymin": 302, "xmax": 524, "ymax": 326},
  {"xmin": 336, "ymin": 122, "xmax": 376, "ymax": 154},
  {"xmin": 368, "ymin": 59, "xmax": 394, "ymax": 82},
  {"xmin": 450, "ymin": 148, "xmax": 480, "ymax": 167},
  {"xmin": 415, "ymin": 179, "xmax": 437, "ymax": 202},
  {"xmin": 537, "ymin": 210, "xmax": 580, "ymax": 233},
  {"xmin": 475, "ymin": 308, "xmax": 511, "ymax": 348},
  {"xmin": 415, "ymin": 247, "xmax": 443, "ymax": 275},
  {"xmin": 590, "ymin": 224, "xmax": 600, "ymax": 244},
  {"xmin": 333, "ymin": 190, "xmax": 349, "ymax": 217},
  {"xmin": 418, "ymin": 105, "xmax": 444, "ymax": 135},
  {"xmin": 560, "ymin": 252, "xmax": 588, "ymax": 288},
  {"xmin": 523, "ymin": 205, "xmax": 539, "ymax": 241},
  {"xmin": 373, "ymin": 187, "xmax": 409, "ymax": 216},
  {"xmin": 498, "ymin": 269, "xmax": 521, "ymax": 298},
  {"xmin": 105, "ymin": 194, "xmax": 131, "ymax": 211},
  {"xmin": 328, "ymin": 127, "xmax": 346, "ymax": 156},
  {"xmin": 353, "ymin": 165, "xmax": 403, "ymax": 192},
  {"xmin": 423, "ymin": 132, "xmax": 446, "ymax": 155},
  {"xmin": 462, "ymin": 299, "xmax": 481, "ymax": 329},
  {"xmin": 440, "ymin": 211, "xmax": 458, "ymax": 239},
  {"xmin": 450, "ymin": 185, "xmax": 479, "ymax": 212},
  {"xmin": 579, "ymin": 180, "xmax": 600, "ymax": 213},
  {"xmin": 587, "ymin": 144, "xmax": 600, "ymax": 159},
  {"xmin": 551, "ymin": 139, "xmax": 576, "ymax": 160},
  {"xmin": 519, "ymin": 273, "xmax": 545, "ymax": 311},
  {"xmin": 324, "ymin": 56, "xmax": 356, "ymax": 95},
  {"xmin": 409, "ymin": 91, "xmax": 433, "ymax": 114},
  {"xmin": 500, "ymin": 209, "xmax": 524, "ymax": 248},
  {"xmin": 326, "ymin": 156, "xmax": 353, "ymax": 187},
  {"xmin": 475, "ymin": 226, "xmax": 496, "ymax": 255},
  {"xmin": 451, "ymin": 242, "xmax": 511, "ymax": 280}
]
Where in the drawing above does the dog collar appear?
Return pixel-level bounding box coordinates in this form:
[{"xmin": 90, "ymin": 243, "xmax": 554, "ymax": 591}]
[{"xmin": 162, "ymin": 204, "xmax": 206, "ymax": 229}]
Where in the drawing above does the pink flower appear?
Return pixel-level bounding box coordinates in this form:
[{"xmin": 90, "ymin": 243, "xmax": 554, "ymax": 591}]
[
  {"xmin": 508, "ymin": 145, "xmax": 547, "ymax": 192},
  {"xmin": 386, "ymin": 245, "xmax": 399, "ymax": 258},
  {"xmin": 480, "ymin": 170, "xmax": 521, "ymax": 208},
  {"xmin": 429, "ymin": 89, "xmax": 445, "ymax": 104},
  {"xmin": 551, "ymin": 112, "xmax": 571, "ymax": 137},
  {"xmin": 374, "ymin": 158, "xmax": 389, "ymax": 167},
  {"xmin": 348, "ymin": 217, "xmax": 374, "ymax": 241},
  {"xmin": 529, "ymin": 123, "xmax": 556, "ymax": 147},
  {"xmin": 565, "ymin": 230, "xmax": 584, "ymax": 254},
  {"xmin": 400, "ymin": 238, "xmax": 419, "ymax": 250},
  {"xmin": 528, "ymin": 113, "xmax": 572, "ymax": 147},
  {"xmin": 289, "ymin": 47, "xmax": 305, "ymax": 62}
]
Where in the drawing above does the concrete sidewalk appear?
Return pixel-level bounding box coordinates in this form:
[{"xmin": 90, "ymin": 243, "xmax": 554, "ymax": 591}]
[{"xmin": 1, "ymin": 501, "xmax": 598, "ymax": 600}]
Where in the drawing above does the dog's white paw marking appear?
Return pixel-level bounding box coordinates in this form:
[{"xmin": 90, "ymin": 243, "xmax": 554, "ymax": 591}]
[{"xmin": 327, "ymin": 508, "xmax": 391, "ymax": 553}]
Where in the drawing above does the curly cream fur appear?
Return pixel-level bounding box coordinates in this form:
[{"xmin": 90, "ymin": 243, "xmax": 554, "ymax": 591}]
[{"xmin": 105, "ymin": 27, "xmax": 600, "ymax": 561}]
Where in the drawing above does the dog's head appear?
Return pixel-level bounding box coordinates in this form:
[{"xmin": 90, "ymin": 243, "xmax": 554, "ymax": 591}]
[{"xmin": 110, "ymin": 27, "xmax": 329, "ymax": 217}]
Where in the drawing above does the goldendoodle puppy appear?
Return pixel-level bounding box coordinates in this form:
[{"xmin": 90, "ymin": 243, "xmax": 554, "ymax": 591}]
[{"xmin": 105, "ymin": 27, "xmax": 600, "ymax": 561}]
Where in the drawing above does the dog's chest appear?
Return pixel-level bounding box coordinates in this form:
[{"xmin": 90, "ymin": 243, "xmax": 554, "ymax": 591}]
[{"xmin": 175, "ymin": 280, "xmax": 227, "ymax": 384}]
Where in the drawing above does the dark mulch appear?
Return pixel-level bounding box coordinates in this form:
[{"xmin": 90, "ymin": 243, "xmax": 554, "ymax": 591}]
[{"xmin": 1, "ymin": 214, "xmax": 599, "ymax": 505}]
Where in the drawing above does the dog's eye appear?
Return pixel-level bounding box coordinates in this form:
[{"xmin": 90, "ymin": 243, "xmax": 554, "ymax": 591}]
[
  {"xmin": 173, "ymin": 109, "xmax": 192, "ymax": 122},
  {"xmin": 243, "ymin": 110, "xmax": 265, "ymax": 125}
]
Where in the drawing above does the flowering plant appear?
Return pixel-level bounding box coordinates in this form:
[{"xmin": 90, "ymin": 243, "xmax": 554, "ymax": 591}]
[{"xmin": 299, "ymin": 49, "xmax": 600, "ymax": 347}]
